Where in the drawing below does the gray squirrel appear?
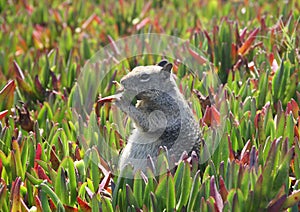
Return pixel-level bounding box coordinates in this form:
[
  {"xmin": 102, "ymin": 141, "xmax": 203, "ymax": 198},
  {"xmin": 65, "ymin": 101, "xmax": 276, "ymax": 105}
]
[{"xmin": 105, "ymin": 60, "xmax": 202, "ymax": 173}]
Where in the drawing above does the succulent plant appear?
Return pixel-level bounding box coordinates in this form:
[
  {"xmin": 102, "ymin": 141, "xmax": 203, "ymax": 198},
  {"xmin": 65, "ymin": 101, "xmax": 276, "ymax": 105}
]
[{"xmin": 0, "ymin": 0, "xmax": 299, "ymax": 211}]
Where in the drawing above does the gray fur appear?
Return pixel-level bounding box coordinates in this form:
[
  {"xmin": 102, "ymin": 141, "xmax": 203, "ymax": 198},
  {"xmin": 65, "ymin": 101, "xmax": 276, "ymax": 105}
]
[{"xmin": 116, "ymin": 62, "xmax": 201, "ymax": 173}]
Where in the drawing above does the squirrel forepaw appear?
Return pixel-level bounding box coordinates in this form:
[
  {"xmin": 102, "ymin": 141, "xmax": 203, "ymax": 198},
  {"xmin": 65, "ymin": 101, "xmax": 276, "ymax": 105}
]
[{"xmin": 115, "ymin": 96, "xmax": 133, "ymax": 113}]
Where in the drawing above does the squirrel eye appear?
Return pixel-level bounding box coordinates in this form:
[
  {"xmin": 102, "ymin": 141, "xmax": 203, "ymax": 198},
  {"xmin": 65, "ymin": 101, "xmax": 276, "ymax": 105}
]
[{"xmin": 140, "ymin": 73, "xmax": 150, "ymax": 81}]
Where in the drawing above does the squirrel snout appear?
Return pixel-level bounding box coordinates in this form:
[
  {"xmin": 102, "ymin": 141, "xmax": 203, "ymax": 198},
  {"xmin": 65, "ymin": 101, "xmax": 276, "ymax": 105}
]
[{"xmin": 120, "ymin": 78, "xmax": 127, "ymax": 87}]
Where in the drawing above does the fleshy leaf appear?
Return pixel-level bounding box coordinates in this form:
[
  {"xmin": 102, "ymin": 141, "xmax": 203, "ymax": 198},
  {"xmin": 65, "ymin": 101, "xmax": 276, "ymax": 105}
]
[
  {"xmin": 0, "ymin": 110, "xmax": 8, "ymax": 120},
  {"xmin": 10, "ymin": 177, "xmax": 22, "ymax": 212},
  {"xmin": 282, "ymin": 190, "xmax": 300, "ymax": 210},
  {"xmin": 238, "ymin": 28, "xmax": 259, "ymax": 55},
  {"xmin": 0, "ymin": 80, "xmax": 16, "ymax": 112},
  {"xmin": 210, "ymin": 176, "xmax": 223, "ymax": 211}
]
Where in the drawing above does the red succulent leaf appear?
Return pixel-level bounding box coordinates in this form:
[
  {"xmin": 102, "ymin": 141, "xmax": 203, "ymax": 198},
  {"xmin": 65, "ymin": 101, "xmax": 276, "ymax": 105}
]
[
  {"xmin": 219, "ymin": 176, "xmax": 228, "ymax": 202},
  {"xmin": 286, "ymin": 98, "xmax": 299, "ymax": 118},
  {"xmin": 34, "ymin": 143, "xmax": 42, "ymax": 169},
  {"xmin": 34, "ymin": 195, "xmax": 43, "ymax": 212},
  {"xmin": 239, "ymin": 140, "xmax": 252, "ymax": 165},
  {"xmin": 35, "ymin": 75, "xmax": 46, "ymax": 94},
  {"xmin": 77, "ymin": 197, "xmax": 91, "ymax": 211},
  {"xmin": 231, "ymin": 43, "xmax": 238, "ymax": 61},
  {"xmin": 153, "ymin": 16, "xmax": 164, "ymax": 33},
  {"xmin": 82, "ymin": 13, "xmax": 101, "ymax": 30},
  {"xmin": 269, "ymin": 53, "xmax": 279, "ymax": 73},
  {"xmin": 267, "ymin": 185, "xmax": 287, "ymax": 210},
  {"xmin": 49, "ymin": 198, "xmax": 56, "ymax": 210},
  {"xmin": 254, "ymin": 102, "xmax": 270, "ymax": 128},
  {"xmin": 52, "ymin": 9, "xmax": 62, "ymax": 24},
  {"xmin": 239, "ymin": 27, "xmax": 247, "ymax": 41},
  {"xmin": 267, "ymin": 194, "xmax": 287, "ymax": 211},
  {"xmin": 238, "ymin": 28, "xmax": 259, "ymax": 55},
  {"xmin": 107, "ymin": 35, "xmax": 120, "ymax": 55},
  {"xmin": 210, "ymin": 176, "xmax": 223, "ymax": 212},
  {"xmin": 36, "ymin": 165, "xmax": 52, "ymax": 183},
  {"xmin": 269, "ymin": 52, "xmax": 275, "ymax": 64},
  {"xmin": 228, "ymin": 135, "xmax": 235, "ymax": 161},
  {"xmin": 185, "ymin": 42, "xmax": 208, "ymax": 65},
  {"xmin": 10, "ymin": 177, "xmax": 22, "ymax": 212},
  {"xmin": 25, "ymin": 3, "xmax": 33, "ymax": 15},
  {"xmin": 136, "ymin": 17, "xmax": 151, "ymax": 31},
  {"xmin": 64, "ymin": 205, "xmax": 78, "ymax": 212},
  {"xmin": 202, "ymin": 105, "xmax": 220, "ymax": 127},
  {"xmin": 50, "ymin": 146, "xmax": 60, "ymax": 171},
  {"xmin": 0, "ymin": 80, "xmax": 16, "ymax": 99},
  {"xmin": 13, "ymin": 61, "xmax": 25, "ymax": 80},
  {"xmin": 0, "ymin": 110, "xmax": 8, "ymax": 120},
  {"xmin": 75, "ymin": 145, "xmax": 81, "ymax": 161},
  {"xmin": 240, "ymin": 151, "xmax": 250, "ymax": 165},
  {"xmin": 254, "ymin": 110, "xmax": 264, "ymax": 129}
]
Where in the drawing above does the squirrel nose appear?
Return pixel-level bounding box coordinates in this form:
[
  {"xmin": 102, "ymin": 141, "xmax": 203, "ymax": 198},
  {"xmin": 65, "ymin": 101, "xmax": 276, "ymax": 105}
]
[{"xmin": 120, "ymin": 78, "xmax": 126, "ymax": 86}]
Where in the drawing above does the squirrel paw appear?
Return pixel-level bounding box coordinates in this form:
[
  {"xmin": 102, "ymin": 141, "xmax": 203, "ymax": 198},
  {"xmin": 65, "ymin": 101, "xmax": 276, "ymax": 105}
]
[{"xmin": 115, "ymin": 95, "xmax": 133, "ymax": 113}]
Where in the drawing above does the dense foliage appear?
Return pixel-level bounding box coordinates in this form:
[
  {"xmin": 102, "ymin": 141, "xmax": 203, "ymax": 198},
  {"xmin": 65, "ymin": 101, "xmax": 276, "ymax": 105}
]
[{"xmin": 0, "ymin": 0, "xmax": 299, "ymax": 211}]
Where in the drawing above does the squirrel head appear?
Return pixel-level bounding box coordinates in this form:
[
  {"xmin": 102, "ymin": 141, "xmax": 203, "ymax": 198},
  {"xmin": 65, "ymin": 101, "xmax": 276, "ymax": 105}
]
[{"xmin": 119, "ymin": 60, "xmax": 176, "ymax": 100}]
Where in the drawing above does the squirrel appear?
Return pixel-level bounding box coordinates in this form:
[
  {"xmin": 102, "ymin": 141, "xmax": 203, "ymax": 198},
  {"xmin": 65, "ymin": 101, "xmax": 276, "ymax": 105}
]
[{"xmin": 110, "ymin": 60, "xmax": 202, "ymax": 173}]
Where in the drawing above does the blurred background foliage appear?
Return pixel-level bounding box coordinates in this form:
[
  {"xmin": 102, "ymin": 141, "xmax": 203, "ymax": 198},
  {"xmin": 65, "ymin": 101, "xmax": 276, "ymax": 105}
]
[{"xmin": 0, "ymin": 0, "xmax": 300, "ymax": 211}]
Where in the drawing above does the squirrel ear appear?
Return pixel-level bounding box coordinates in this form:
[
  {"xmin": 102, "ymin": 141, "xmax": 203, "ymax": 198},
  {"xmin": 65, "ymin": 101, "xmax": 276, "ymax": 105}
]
[
  {"xmin": 157, "ymin": 59, "xmax": 168, "ymax": 67},
  {"xmin": 162, "ymin": 63, "xmax": 173, "ymax": 73}
]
